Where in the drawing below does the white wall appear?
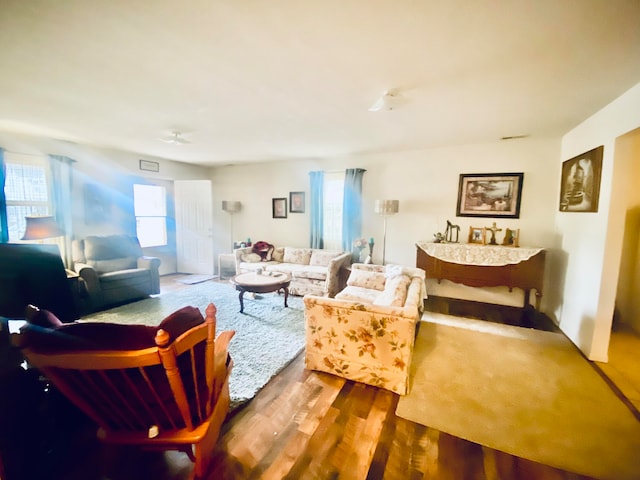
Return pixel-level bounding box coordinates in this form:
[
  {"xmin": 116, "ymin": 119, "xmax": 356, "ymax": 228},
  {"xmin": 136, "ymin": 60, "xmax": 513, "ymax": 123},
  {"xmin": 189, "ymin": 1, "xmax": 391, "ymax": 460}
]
[
  {"xmin": 211, "ymin": 136, "xmax": 562, "ymax": 312},
  {"xmin": 614, "ymin": 128, "xmax": 640, "ymax": 334},
  {"xmin": 558, "ymin": 81, "xmax": 640, "ymax": 361},
  {"xmin": 0, "ymin": 132, "xmax": 211, "ymax": 275}
]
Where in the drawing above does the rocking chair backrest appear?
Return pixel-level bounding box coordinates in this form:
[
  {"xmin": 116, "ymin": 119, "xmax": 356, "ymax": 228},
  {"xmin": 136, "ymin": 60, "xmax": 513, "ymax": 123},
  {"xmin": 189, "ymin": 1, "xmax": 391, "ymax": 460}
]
[{"xmin": 17, "ymin": 304, "xmax": 223, "ymax": 436}]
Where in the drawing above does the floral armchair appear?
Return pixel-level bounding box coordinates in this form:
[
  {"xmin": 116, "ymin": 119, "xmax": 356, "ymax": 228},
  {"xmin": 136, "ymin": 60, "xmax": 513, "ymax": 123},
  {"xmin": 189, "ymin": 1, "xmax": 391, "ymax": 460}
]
[{"xmin": 303, "ymin": 263, "xmax": 426, "ymax": 395}]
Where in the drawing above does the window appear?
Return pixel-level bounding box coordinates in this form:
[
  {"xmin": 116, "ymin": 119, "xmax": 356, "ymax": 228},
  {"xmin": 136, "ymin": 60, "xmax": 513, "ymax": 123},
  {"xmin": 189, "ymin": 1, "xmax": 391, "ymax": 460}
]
[
  {"xmin": 322, "ymin": 172, "xmax": 344, "ymax": 250},
  {"xmin": 4, "ymin": 156, "xmax": 51, "ymax": 242},
  {"xmin": 133, "ymin": 184, "xmax": 167, "ymax": 248}
]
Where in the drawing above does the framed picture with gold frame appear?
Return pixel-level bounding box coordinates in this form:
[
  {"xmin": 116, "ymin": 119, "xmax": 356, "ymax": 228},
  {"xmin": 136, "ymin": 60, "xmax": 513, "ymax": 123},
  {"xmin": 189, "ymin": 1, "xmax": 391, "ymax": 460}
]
[{"xmin": 468, "ymin": 227, "xmax": 487, "ymax": 245}]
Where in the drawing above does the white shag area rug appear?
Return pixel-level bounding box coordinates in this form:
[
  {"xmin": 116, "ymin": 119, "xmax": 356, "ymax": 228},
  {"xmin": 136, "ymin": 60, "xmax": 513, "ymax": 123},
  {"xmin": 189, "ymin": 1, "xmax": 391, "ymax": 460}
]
[{"xmin": 82, "ymin": 281, "xmax": 305, "ymax": 410}]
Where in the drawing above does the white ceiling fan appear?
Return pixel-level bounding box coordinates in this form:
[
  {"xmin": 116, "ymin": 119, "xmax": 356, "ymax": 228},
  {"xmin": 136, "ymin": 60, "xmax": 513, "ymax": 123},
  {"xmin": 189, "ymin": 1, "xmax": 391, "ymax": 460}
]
[
  {"xmin": 159, "ymin": 131, "xmax": 190, "ymax": 145},
  {"xmin": 368, "ymin": 89, "xmax": 402, "ymax": 112}
]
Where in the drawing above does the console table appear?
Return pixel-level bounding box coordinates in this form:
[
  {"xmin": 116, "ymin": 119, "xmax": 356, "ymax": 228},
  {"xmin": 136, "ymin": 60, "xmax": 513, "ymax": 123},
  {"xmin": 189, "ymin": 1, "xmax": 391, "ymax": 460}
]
[{"xmin": 416, "ymin": 242, "xmax": 546, "ymax": 310}]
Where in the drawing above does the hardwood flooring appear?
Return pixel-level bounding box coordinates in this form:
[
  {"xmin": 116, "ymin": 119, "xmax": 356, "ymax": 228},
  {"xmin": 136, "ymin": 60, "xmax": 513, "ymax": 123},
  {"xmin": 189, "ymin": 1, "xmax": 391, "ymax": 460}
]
[{"xmin": 28, "ymin": 276, "xmax": 599, "ymax": 479}]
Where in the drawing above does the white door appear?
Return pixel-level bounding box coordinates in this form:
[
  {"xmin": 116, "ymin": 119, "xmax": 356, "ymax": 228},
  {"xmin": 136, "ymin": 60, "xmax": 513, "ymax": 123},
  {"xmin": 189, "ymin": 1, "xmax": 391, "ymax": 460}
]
[{"xmin": 175, "ymin": 180, "xmax": 213, "ymax": 274}]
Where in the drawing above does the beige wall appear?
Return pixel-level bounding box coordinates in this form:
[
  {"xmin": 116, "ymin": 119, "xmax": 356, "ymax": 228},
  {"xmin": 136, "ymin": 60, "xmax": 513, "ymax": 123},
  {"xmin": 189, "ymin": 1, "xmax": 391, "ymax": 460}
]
[
  {"xmin": 614, "ymin": 128, "xmax": 640, "ymax": 334},
  {"xmin": 558, "ymin": 81, "xmax": 640, "ymax": 361},
  {"xmin": 211, "ymin": 136, "xmax": 562, "ymax": 312}
]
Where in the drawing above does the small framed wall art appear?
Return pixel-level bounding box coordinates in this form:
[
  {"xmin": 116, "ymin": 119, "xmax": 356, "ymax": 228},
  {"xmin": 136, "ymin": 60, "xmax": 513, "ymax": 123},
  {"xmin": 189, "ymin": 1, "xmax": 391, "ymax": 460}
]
[
  {"xmin": 290, "ymin": 191, "xmax": 305, "ymax": 213},
  {"xmin": 457, "ymin": 173, "xmax": 524, "ymax": 218},
  {"xmin": 139, "ymin": 159, "xmax": 159, "ymax": 172},
  {"xmin": 559, "ymin": 146, "xmax": 603, "ymax": 212},
  {"xmin": 272, "ymin": 198, "xmax": 287, "ymax": 218}
]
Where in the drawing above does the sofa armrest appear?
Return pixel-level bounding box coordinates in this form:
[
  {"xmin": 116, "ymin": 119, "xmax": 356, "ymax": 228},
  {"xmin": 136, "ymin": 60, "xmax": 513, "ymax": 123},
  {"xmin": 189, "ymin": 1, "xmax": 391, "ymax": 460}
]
[
  {"xmin": 138, "ymin": 256, "xmax": 161, "ymax": 294},
  {"xmin": 74, "ymin": 262, "xmax": 102, "ymax": 309},
  {"xmin": 304, "ymin": 294, "xmax": 420, "ymax": 320},
  {"xmin": 234, "ymin": 247, "xmax": 253, "ymax": 272},
  {"xmin": 325, "ymin": 252, "xmax": 352, "ymax": 297}
]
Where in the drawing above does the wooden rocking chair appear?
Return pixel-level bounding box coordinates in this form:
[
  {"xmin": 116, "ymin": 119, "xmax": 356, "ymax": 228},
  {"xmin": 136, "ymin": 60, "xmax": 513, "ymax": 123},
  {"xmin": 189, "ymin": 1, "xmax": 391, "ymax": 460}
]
[{"xmin": 13, "ymin": 303, "xmax": 234, "ymax": 479}]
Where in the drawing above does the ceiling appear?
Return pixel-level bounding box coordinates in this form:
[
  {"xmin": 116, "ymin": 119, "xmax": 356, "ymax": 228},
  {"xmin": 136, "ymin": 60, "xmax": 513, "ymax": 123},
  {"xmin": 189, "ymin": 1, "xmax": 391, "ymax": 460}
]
[{"xmin": 1, "ymin": 0, "xmax": 640, "ymax": 167}]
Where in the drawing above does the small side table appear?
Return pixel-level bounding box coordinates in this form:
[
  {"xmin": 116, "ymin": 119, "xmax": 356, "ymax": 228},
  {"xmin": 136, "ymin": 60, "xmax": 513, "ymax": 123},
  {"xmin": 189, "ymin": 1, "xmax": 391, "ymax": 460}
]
[{"xmin": 218, "ymin": 254, "xmax": 237, "ymax": 280}]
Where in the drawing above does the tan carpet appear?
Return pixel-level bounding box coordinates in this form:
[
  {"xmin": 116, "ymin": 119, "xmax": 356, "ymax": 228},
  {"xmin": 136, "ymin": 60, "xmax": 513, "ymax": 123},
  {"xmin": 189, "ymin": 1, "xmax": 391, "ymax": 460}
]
[{"xmin": 396, "ymin": 312, "xmax": 640, "ymax": 480}]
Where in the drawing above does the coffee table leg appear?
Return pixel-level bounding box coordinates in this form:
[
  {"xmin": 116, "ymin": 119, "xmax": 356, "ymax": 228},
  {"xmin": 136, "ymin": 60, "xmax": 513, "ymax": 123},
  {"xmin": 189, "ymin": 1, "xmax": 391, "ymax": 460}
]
[
  {"xmin": 283, "ymin": 287, "xmax": 289, "ymax": 308},
  {"xmin": 238, "ymin": 290, "xmax": 245, "ymax": 313}
]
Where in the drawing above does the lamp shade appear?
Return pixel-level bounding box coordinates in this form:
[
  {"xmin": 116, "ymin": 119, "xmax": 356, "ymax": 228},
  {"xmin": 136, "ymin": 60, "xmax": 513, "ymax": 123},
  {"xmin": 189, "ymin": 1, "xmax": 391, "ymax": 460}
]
[
  {"xmin": 374, "ymin": 199, "xmax": 399, "ymax": 215},
  {"xmin": 222, "ymin": 201, "xmax": 241, "ymax": 213},
  {"xmin": 21, "ymin": 216, "xmax": 64, "ymax": 240}
]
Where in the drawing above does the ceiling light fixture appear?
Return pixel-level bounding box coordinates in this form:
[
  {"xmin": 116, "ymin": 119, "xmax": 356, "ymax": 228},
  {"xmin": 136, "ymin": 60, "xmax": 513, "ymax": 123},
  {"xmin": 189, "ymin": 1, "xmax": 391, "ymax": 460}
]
[
  {"xmin": 159, "ymin": 131, "xmax": 190, "ymax": 145},
  {"xmin": 368, "ymin": 89, "xmax": 401, "ymax": 112}
]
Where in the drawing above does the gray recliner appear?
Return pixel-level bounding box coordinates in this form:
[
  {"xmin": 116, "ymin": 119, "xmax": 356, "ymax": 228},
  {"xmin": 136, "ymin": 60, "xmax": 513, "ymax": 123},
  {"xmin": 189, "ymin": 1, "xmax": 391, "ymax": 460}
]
[{"xmin": 72, "ymin": 235, "xmax": 161, "ymax": 312}]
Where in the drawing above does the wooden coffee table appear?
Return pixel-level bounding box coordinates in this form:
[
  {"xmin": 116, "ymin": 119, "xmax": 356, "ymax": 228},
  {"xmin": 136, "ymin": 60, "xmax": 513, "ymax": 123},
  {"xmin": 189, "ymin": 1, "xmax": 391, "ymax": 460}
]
[{"xmin": 229, "ymin": 272, "xmax": 291, "ymax": 313}]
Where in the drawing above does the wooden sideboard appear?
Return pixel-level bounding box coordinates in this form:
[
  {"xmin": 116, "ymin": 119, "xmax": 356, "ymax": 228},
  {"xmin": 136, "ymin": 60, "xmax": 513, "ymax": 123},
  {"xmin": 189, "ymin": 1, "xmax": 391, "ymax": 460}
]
[{"xmin": 416, "ymin": 243, "xmax": 546, "ymax": 310}]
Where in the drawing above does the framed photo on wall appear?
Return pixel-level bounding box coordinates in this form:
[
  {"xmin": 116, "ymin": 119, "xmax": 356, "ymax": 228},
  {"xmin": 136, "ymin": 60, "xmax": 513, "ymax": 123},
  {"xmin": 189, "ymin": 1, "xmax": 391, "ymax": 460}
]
[
  {"xmin": 289, "ymin": 191, "xmax": 305, "ymax": 213},
  {"xmin": 272, "ymin": 198, "xmax": 287, "ymax": 218},
  {"xmin": 456, "ymin": 172, "xmax": 524, "ymax": 218},
  {"xmin": 559, "ymin": 146, "xmax": 603, "ymax": 212}
]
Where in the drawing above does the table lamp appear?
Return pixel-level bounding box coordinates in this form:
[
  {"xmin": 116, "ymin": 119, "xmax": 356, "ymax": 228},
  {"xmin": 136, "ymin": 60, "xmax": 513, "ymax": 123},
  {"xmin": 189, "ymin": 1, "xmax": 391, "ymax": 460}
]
[{"xmin": 21, "ymin": 215, "xmax": 64, "ymax": 240}]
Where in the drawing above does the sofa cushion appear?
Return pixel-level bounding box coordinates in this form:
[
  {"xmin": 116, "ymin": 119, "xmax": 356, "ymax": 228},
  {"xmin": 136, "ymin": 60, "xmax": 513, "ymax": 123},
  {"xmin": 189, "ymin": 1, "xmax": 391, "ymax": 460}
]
[
  {"xmin": 309, "ymin": 250, "xmax": 342, "ymax": 267},
  {"xmin": 283, "ymin": 247, "xmax": 312, "ymax": 265},
  {"xmin": 335, "ymin": 285, "xmax": 381, "ymax": 304},
  {"xmin": 373, "ymin": 274, "xmax": 411, "ymax": 307},
  {"xmin": 88, "ymin": 257, "xmax": 138, "ymax": 274},
  {"xmin": 267, "ymin": 263, "xmax": 327, "ymax": 281},
  {"xmin": 84, "ymin": 235, "xmax": 141, "ymax": 261},
  {"xmin": 346, "ymin": 269, "xmax": 386, "ymax": 291},
  {"xmin": 241, "ymin": 252, "xmax": 262, "ymax": 263}
]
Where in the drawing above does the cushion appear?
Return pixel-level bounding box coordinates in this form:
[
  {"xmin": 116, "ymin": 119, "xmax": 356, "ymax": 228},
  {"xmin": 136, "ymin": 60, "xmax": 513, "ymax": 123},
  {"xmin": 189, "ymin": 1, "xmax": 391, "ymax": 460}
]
[
  {"xmin": 373, "ymin": 274, "xmax": 411, "ymax": 307},
  {"xmin": 335, "ymin": 286, "xmax": 381, "ymax": 304},
  {"xmin": 84, "ymin": 235, "xmax": 141, "ymax": 261},
  {"xmin": 88, "ymin": 257, "xmax": 137, "ymax": 273},
  {"xmin": 25, "ymin": 305, "xmax": 63, "ymax": 328},
  {"xmin": 346, "ymin": 269, "xmax": 386, "ymax": 291},
  {"xmin": 283, "ymin": 247, "xmax": 312, "ymax": 265},
  {"xmin": 21, "ymin": 305, "xmax": 205, "ymax": 353},
  {"xmin": 272, "ymin": 247, "xmax": 285, "ymax": 263},
  {"xmin": 309, "ymin": 250, "xmax": 341, "ymax": 267},
  {"xmin": 241, "ymin": 252, "xmax": 262, "ymax": 263}
]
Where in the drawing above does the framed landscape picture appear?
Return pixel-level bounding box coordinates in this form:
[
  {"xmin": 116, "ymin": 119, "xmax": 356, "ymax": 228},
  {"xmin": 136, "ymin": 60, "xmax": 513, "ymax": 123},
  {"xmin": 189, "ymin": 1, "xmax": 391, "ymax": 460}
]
[
  {"xmin": 456, "ymin": 172, "xmax": 524, "ymax": 218},
  {"xmin": 559, "ymin": 146, "xmax": 603, "ymax": 213},
  {"xmin": 272, "ymin": 197, "xmax": 287, "ymax": 218}
]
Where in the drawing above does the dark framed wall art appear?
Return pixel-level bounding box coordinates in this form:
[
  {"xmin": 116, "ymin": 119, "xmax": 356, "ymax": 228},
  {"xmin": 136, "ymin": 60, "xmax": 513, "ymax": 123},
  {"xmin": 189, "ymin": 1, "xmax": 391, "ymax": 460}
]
[
  {"xmin": 457, "ymin": 172, "xmax": 524, "ymax": 218},
  {"xmin": 289, "ymin": 191, "xmax": 305, "ymax": 213},
  {"xmin": 272, "ymin": 198, "xmax": 287, "ymax": 218},
  {"xmin": 559, "ymin": 146, "xmax": 603, "ymax": 213}
]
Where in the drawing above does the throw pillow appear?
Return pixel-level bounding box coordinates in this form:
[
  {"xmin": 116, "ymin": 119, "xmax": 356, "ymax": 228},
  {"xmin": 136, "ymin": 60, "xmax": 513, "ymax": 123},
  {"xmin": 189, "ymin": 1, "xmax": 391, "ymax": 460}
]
[
  {"xmin": 283, "ymin": 247, "xmax": 312, "ymax": 265},
  {"xmin": 272, "ymin": 247, "xmax": 285, "ymax": 262},
  {"xmin": 252, "ymin": 241, "xmax": 275, "ymax": 261},
  {"xmin": 373, "ymin": 274, "xmax": 411, "ymax": 307},
  {"xmin": 346, "ymin": 269, "xmax": 386, "ymax": 291},
  {"xmin": 309, "ymin": 250, "xmax": 341, "ymax": 267},
  {"xmin": 241, "ymin": 252, "xmax": 262, "ymax": 263}
]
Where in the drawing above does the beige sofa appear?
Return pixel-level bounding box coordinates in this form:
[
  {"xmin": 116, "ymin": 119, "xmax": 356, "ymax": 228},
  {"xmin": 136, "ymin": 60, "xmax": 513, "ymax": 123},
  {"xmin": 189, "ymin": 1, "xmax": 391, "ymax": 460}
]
[
  {"xmin": 303, "ymin": 263, "xmax": 426, "ymax": 395},
  {"xmin": 234, "ymin": 246, "xmax": 351, "ymax": 297}
]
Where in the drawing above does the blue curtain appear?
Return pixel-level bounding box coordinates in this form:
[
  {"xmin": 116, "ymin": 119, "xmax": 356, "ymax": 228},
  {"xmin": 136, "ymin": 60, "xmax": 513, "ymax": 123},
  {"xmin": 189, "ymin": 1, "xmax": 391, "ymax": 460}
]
[
  {"xmin": 342, "ymin": 168, "xmax": 366, "ymax": 251},
  {"xmin": 309, "ymin": 171, "xmax": 324, "ymax": 248},
  {"xmin": 49, "ymin": 155, "xmax": 75, "ymax": 266},
  {"xmin": 0, "ymin": 148, "xmax": 7, "ymax": 243}
]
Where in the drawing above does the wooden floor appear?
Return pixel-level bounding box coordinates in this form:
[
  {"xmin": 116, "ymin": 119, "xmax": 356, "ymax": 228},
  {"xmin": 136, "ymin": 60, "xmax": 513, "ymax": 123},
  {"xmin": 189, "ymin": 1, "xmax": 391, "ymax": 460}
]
[{"xmin": 29, "ymin": 275, "xmax": 601, "ymax": 480}]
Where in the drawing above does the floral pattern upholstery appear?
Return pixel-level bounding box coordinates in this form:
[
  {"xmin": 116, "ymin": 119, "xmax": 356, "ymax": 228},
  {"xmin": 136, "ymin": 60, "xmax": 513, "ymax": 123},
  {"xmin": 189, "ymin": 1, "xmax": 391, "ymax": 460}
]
[
  {"xmin": 304, "ymin": 265, "xmax": 425, "ymax": 395},
  {"xmin": 235, "ymin": 246, "xmax": 351, "ymax": 297}
]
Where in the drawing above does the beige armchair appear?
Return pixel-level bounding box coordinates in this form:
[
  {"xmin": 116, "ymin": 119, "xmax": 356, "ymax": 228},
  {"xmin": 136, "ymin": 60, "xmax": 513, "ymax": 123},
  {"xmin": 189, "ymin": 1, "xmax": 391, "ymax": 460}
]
[
  {"xmin": 303, "ymin": 263, "xmax": 426, "ymax": 395},
  {"xmin": 72, "ymin": 235, "xmax": 161, "ymax": 312}
]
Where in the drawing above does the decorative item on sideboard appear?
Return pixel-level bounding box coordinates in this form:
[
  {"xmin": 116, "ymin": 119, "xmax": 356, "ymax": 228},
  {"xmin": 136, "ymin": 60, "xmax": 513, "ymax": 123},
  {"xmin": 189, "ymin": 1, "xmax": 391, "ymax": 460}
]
[{"xmin": 485, "ymin": 222, "xmax": 502, "ymax": 245}]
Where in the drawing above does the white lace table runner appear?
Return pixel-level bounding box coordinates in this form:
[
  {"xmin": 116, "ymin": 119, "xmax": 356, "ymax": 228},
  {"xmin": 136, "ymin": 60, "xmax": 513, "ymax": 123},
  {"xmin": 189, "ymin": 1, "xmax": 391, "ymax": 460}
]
[{"xmin": 416, "ymin": 241, "xmax": 543, "ymax": 266}]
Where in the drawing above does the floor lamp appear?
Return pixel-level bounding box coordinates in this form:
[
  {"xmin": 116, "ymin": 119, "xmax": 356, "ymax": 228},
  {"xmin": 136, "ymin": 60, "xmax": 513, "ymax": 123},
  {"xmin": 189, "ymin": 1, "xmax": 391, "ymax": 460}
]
[
  {"xmin": 374, "ymin": 200, "xmax": 399, "ymax": 265},
  {"xmin": 221, "ymin": 201, "xmax": 241, "ymax": 251}
]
